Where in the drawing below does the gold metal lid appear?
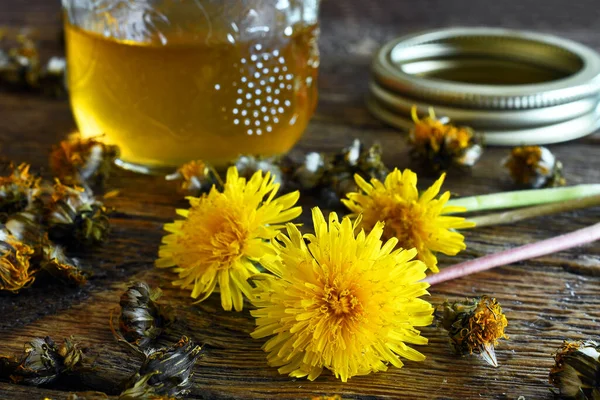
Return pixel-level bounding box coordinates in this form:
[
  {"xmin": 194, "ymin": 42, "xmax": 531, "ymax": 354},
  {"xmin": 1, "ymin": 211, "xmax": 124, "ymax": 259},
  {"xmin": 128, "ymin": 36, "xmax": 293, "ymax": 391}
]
[{"xmin": 368, "ymin": 27, "xmax": 600, "ymax": 145}]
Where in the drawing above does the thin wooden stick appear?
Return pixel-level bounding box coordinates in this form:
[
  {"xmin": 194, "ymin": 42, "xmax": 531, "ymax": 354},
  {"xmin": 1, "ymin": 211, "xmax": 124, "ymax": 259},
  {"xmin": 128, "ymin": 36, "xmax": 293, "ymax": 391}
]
[
  {"xmin": 425, "ymin": 222, "xmax": 600, "ymax": 286},
  {"xmin": 470, "ymin": 194, "xmax": 600, "ymax": 228}
]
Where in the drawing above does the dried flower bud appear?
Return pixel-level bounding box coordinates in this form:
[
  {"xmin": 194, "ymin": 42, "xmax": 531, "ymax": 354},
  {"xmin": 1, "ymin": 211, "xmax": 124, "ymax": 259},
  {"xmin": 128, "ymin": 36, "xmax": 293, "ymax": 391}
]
[
  {"xmin": 119, "ymin": 373, "xmax": 177, "ymax": 400},
  {"xmin": 39, "ymin": 56, "xmax": 66, "ymax": 97},
  {"xmin": 549, "ymin": 340, "xmax": 600, "ymax": 399},
  {"xmin": 165, "ymin": 160, "xmax": 216, "ymax": 195},
  {"xmin": 58, "ymin": 337, "xmax": 84, "ymax": 370},
  {"xmin": 4, "ymin": 205, "xmax": 86, "ymax": 285},
  {"xmin": 44, "ymin": 181, "xmax": 110, "ymax": 247},
  {"xmin": 40, "ymin": 243, "xmax": 86, "ymax": 286},
  {"xmin": 322, "ymin": 139, "xmax": 389, "ymax": 202},
  {"xmin": 409, "ymin": 106, "xmax": 483, "ymax": 172},
  {"xmin": 5, "ymin": 210, "xmax": 45, "ymax": 248},
  {"xmin": 0, "ymin": 229, "xmax": 35, "ymax": 292},
  {"xmin": 0, "ymin": 336, "xmax": 83, "ymax": 386},
  {"xmin": 0, "ymin": 163, "xmax": 40, "ymax": 215},
  {"xmin": 0, "ymin": 28, "xmax": 67, "ymax": 96},
  {"xmin": 503, "ymin": 146, "xmax": 565, "ymax": 188},
  {"xmin": 122, "ymin": 337, "xmax": 202, "ymax": 399},
  {"xmin": 294, "ymin": 152, "xmax": 327, "ymax": 190},
  {"xmin": 50, "ymin": 134, "xmax": 119, "ymax": 187},
  {"xmin": 437, "ymin": 296, "xmax": 508, "ymax": 367},
  {"xmin": 0, "ymin": 29, "xmax": 40, "ymax": 89},
  {"xmin": 115, "ymin": 282, "xmax": 173, "ymax": 349},
  {"xmin": 234, "ymin": 155, "xmax": 283, "ymax": 187}
]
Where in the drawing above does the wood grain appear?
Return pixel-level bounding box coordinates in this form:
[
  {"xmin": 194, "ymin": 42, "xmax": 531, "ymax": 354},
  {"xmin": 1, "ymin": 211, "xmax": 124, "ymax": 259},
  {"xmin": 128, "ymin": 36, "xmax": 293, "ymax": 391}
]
[{"xmin": 1, "ymin": 0, "xmax": 600, "ymax": 399}]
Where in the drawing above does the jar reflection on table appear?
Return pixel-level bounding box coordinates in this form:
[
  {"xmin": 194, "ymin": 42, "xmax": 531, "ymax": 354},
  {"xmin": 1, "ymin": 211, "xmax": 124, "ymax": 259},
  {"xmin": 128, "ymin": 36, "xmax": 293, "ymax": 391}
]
[{"xmin": 62, "ymin": 0, "xmax": 320, "ymax": 172}]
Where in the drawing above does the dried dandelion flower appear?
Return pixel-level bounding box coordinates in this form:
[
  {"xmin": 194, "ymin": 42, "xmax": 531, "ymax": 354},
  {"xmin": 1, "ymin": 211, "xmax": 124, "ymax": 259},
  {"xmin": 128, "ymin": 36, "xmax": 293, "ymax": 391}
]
[
  {"xmin": 5, "ymin": 210, "xmax": 45, "ymax": 247},
  {"xmin": 39, "ymin": 56, "xmax": 66, "ymax": 97},
  {"xmin": 503, "ymin": 146, "xmax": 565, "ymax": 188},
  {"xmin": 0, "ymin": 229, "xmax": 35, "ymax": 292},
  {"xmin": 122, "ymin": 337, "xmax": 202, "ymax": 399},
  {"xmin": 44, "ymin": 181, "xmax": 110, "ymax": 246},
  {"xmin": 119, "ymin": 373, "xmax": 177, "ymax": 400},
  {"xmin": 234, "ymin": 155, "xmax": 284, "ymax": 186},
  {"xmin": 115, "ymin": 282, "xmax": 173, "ymax": 349},
  {"xmin": 50, "ymin": 133, "xmax": 119, "ymax": 187},
  {"xmin": 549, "ymin": 340, "xmax": 600, "ymax": 399},
  {"xmin": 410, "ymin": 106, "xmax": 482, "ymax": 171},
  {"xmin": 342, "ymin": 169, "xmax": 474, "ymax": 273},
  {"xmin": 0, "ymin": 29, "xmax": 40, "ymax": 89},
  {"xmin": 40, "ymin": 243, "xmax": 86, "ymax": 286},
  {"xmin": 437, "ymin": 296, "xmax": 508, "ymax": 367},
  {"xmin": 165, "ymin": 160, "xmax": 215, "ymax": 195},
  {"xmin": 4, "ymin": 209, "xmax": 86, "ymax": 286},
  {"xmin": 294, "ymin": 152, "xmax": 327, "ymax": 190},
  {"xmin": 156, "ymin": 166, "xmax": 301, "ymax": 311},
  {"xmin": 251, "ymin": 208, "xmax": 434, "ymax": 382},
  {"xmin": 0, "ymin": 29, "xmax": 66, "ymax": 96},
  {"xmin": 322, "ymin": 139, "xmax": 389, "ymax": 202},
  {"xmin": 0, "ymin": 336, "xmax": 83, "ymax": 386},
  {"xmin": 0, "ymin": 162, "xmax": 40, "ymax": 214}
]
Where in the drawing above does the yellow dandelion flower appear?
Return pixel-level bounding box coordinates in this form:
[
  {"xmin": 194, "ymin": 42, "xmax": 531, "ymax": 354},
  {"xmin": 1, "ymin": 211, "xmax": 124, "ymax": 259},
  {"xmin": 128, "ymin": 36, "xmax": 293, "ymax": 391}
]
[
  {"xmin": 342, "ymin": 168, "xmax": 474, "ymax": 273},
  {"xmin": 156, "ymin": 166, "xmax": 301, "ymax": 311},
  {"xmin": 251, "ymin": 207, "xmax": 434, "ymax": 382}
]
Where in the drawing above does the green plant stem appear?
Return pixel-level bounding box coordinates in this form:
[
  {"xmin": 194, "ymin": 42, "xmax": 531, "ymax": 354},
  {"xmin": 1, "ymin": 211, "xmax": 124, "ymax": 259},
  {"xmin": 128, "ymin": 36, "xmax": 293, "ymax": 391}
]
[
  {"xmin": 424, "ymin": 222, "xmax": 600, "ymax": 286},
  {"xmin": 447, "ymin": 184, "xmax": 600, "ymax": 213},
  {"xmin": 470, "ymin": 194, "xmax": 600, "ymax": 227}
]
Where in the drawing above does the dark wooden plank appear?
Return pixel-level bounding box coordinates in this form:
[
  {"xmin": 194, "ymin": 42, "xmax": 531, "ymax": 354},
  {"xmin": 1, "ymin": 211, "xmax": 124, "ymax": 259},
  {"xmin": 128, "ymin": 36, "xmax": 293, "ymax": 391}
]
[
  {"xmin": 0, "ymin": 383, "xmax": 117, "ymax": 400},
  {"xmin": 0, "ymin": 0, "xmax": 600, "ymax": 399}
]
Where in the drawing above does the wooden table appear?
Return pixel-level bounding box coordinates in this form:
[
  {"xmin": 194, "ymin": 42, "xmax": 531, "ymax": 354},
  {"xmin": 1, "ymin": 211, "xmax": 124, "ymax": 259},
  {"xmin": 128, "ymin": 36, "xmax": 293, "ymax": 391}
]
[{"xmin": 1, "ymin": 1, "xmax": 600, "ymax": 399}]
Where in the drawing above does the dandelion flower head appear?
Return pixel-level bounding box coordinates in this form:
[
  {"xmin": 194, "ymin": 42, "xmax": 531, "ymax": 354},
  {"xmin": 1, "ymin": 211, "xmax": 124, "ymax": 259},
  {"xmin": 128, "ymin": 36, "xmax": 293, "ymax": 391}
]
[
  {"xmin": 342, "ymin": 168, "xmax": 474, "ymax": 272},
  {"xmin": 156, "ymin": 167, "xmax": 301, "ymax": 311},
  {"xmin": 251, "ymin": 207, "xmax": 434, "ymax": 382}
]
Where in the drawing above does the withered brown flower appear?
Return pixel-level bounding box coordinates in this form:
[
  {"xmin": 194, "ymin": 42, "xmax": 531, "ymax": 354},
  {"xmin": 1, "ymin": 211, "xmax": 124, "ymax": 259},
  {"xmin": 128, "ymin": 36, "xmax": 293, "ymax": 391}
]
[
  {"xmin": 503, "ymin": 145, "xmax": 565, "ymax": 188},
  {"xmin": 0, "ymin": 229, "xmax": 35, "ymax": 292},
  {"xmin": 0, "ymin": 336, "xmax": 83, "ymax": 386},
  {"xmin": 0, "ymin": 29, "xmax": 40, "ymax": 89},
  {"xmin": 40, "ymin": 243, "xmax": 87, "ymax": 286},
  {"xmin": 4, "ymin": 210, "xmax": 45, "ymax": 249},
  {"xmin": 165, "ymin": 160, "xmax": 217, "ymax": 195},
  {"xmin": 1, "ymin": 28, "xmax": 67, "ymax": 96},
  {"xmin": 44, "ymin": 181, "xmax": 110, "ymax": 247},
  {"xmin": 50, "ymin": 133, "xmax": 119, "ymax": 187},
  {"xmin": 323, "ymin": 139, "xmax": 389, "ymax": 202},
  {"xmin": 549, "ymin": 340, "xmax": 600, "ymax": 399},
  {"xmin": 437, "ymin": 296, "xmax": 508, "ymax": 367},
  {"xmin": 0, "ymin": 162, "xmax": 40, "ymax": 215},
  {"xmin": 38, "ymin": 56, "xmax": 66, "ymax": 97},
  {"xmin": 294, "ymin": 151, "xmax": 327, "ymax": 190},
  {"xmin": 121, "ymin": 337, "xmax": 202, "ymax": 399},
  {"xmin": 234, "ymin": 155, "xmax": 283, "ymax": 186},
  {"xmin": 114, "ymin": 282, "xmax": 173, "ymax": 349},
  {"xmin": 409, "ymin": 106, "xmax": 483, "ymax": 172},
  {"xmin": 292, "ymin": 139, "xmax": 389, "ymax": 204}
]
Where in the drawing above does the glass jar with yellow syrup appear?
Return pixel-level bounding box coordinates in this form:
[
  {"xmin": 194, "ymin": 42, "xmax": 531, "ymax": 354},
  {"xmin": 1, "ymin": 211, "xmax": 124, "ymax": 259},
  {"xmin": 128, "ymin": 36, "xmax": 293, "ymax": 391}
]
[{"xmin": 62, "ymin": 0, "xmax": 320, "ymax": 173}]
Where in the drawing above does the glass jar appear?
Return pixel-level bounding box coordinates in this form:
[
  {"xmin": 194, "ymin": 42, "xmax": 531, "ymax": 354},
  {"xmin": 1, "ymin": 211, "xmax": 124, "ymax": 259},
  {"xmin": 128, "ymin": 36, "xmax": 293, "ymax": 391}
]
[{"xmin": 62, "ymin": 0, "xmax": 320, "ymax": 173}]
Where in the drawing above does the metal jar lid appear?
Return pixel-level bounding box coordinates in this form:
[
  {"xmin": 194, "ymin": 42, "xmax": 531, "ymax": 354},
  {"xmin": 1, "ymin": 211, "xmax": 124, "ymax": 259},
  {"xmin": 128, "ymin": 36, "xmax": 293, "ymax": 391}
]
[{"xmin": 368, "ymin": 27, "xmax": 600, "ymax": 145}]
